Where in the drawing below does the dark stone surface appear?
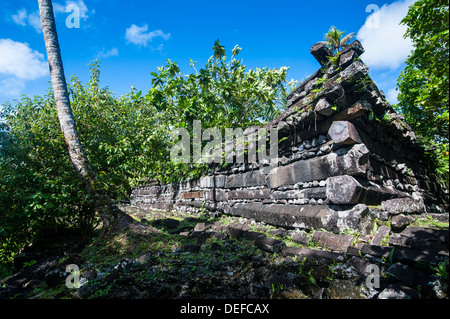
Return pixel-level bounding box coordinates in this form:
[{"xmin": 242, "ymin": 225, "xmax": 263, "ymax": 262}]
[
  {"xmin": 310, "ymin": 42, "xmax": 334, "ymax": 66},
  {"xmin": 226, "ymin": 202, "xmax": 331, "ymax": 230},
  {"xmin": 282, "ymin": 246, "xmax": 346, "ymax": 263},
  {"xmin": 386, "ymin": 262, "xmax": 433, "ymax": 289},
  {"xmin": 328, "ymin": 121, "xmax": 361, "ymax": 146},
  {"xmin": 315, "ymin": 97, "xmax": 336, "ymax": 116},
  {"xmin": 255, "ymin": 237, "xmax": 286, "ymax": 253},
  {"xmin": 268, "ymin": 144, "xmax": 369, "ymax": 189},
  {"xmin": 326, "ymin": 175, "xmax": 363, "ymax": 204},
  {"xmin": 311, "ymin": 231, "xmax": 353, "ymax": 252},
  {"xmin": 390, "ymin": 214, "xmax": 414, "ymax": 232},
  {"xmin": 380, "ymin": 198, "xmax": 426, "ymax": 215},
  {"xmin": 399, "ymin": 227, "xmax": 449, "ymax": 244},
  {"xmin": 370, "ymin": 225, "xmax": 390, "ymax": 245}
]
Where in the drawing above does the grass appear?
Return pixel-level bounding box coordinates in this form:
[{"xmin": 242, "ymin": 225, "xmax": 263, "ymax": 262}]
[{"xmin": 410, "ymin": 215, "xmax": 449, "ymax": 230}]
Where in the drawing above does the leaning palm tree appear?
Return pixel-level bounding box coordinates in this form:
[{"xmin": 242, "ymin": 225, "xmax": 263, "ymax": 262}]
[
  {"xmin": 38, "ymin": 0, "xmax": 133, "ymax": 231},
  {"xmin": 324, "ymin": 26, "xmax": 355, "ymax": 54}
]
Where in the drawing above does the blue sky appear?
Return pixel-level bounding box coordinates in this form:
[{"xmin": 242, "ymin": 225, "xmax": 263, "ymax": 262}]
[{"xmin": 0, "ymin": 0, "xmax": 415, "ymax": 106}]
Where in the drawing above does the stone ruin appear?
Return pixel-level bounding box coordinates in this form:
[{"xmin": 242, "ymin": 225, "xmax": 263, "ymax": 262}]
[{"xmin": 131, "ymin": 40, "xmax": 448, "ymax": 236}]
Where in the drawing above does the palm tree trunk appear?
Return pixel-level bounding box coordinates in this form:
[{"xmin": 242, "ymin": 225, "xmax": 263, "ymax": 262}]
[{"xmin": 38, "ymin": 0, "xmax": 133, "ymax": 231}]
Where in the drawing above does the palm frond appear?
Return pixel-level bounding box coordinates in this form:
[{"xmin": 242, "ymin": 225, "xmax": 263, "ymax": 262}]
[{"xmin": 340, "ymin": 32, "xmax": 356, "ymax": 46}]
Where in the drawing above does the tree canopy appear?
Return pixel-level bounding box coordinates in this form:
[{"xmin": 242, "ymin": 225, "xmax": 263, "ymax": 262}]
[
  {"xmin": 0, "ymin": 42, "xmax": 288, "ymax": 261},
  {"xmin": 396, "ymin": 0, "xmax": 449, "ymax": 186}
]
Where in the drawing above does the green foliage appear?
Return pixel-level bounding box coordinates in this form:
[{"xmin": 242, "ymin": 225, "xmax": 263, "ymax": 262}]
[
  {"xmin": 1, "ymin": 92, "xmax": 98, "ymax": 262},
  {"xmin": 396, "ymin": 0, "xmax": 449, "ymax": 187},
  {"xmin": 0, "ymin": 42, "xmax": 289, "ymax": 261},
  {"xmin": 432, "ymin": 259, "xmax": 449, "ymax": 281}
]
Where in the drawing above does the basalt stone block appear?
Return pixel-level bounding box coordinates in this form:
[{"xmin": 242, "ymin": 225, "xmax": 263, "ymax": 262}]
[
  {"xmin": 291, "ymin": 233, "xmax": 310, "ymax": 245},
  {"xmin": 181, "ymin": 191, "xmax": 204, "ymax": 199},
  {"xmin": 347, "ymin": 256, "xmax": 372, "ymax": 276},
  {"xmin": 339, "ymin": 60, "xmax": 369, "ymax": 86},
  {"xmin": 243, "ymin": 170, "xmax": 266, "ymax": 187},
  {"xmin": 282, "ymin": 246, "xmax": 346, "ymax": 263},
  {"xmin": 390, "ymin": 214, "xmax": 414, "ymax": 232},
  {"xmin": 268, "ymin": 144, "xmax": 369, "ymax": 189},
  {"xmin": 338, "ymin": 50, "xmax": 356, "ymax": 69},
  {"xmin": 398, "ymin": 227, "xmax": 449, "ymax": 244},
  {"xmin": 380, "ymin": 198, "xmax": 426, "ymax": 215},
  {"xmin": 277, "ymin": 121, "xmax": 291, "ymax": 137},
  {"xmin": 255, "ymin": 237, "xmax": 286, "ymax": 253},
  {"xmin": 389, "ymin": 233, "xmax": 449, "ymax": 256},
  {"xmin": 327, "ymin": 175, "xmax": 400, "ymax": 206},
  {"xmin": 271, "ymin": 190, "xmax": 304, "ymax": 200},
  {"xmin": 242, "ymin": 231, "xmax": 266, "ymax": 241},
  {"xmin": 301, "ymin": 187, "xmax": 327, "ymax": 199},
  {"xmin": 370, "ymin": 225, "xmax": 390, "ymax": 245},
  {"xmin": 311, "ymin": 231, "xmax": 354, "ymax": 252},
  {"xmin": 227, "ymin": 202, "xmax": 331, "ymax": 230},
  {"xmin": 392, "ymin": 246, "xmax": 439, "ymax": 265},
  {"xmin": 327, "ymin": 204, "xmax": 375, "ymax": 235},
  {"xmin": 311, "ymin": 42, "xmax": 334, "ymax": 66},
  {"xmin": 326, "ymin": 175, "xmax": 363, "ymax": 204},
  {"xmin": 346, "ymin": 40, "xmax": 365, "ymax": 57},
  {"xmin": 360, "ymin": 244, "xmax": 393, "ymax": 259},
  {"xmin": 323, "ymin": 83, "xmax": 346, "ymax": 103},
  {"xmin": 378, "ymin": 284, "xmax": 416, "ymax": 299},
  {"xmin": 228, "ymin": 189, "xmax": 270, "ymax": 200},
  {"xmin": 315, "ymin": 97, "xmax": 336, "ymax": 117},
  {"xmin": 328, "ymin": 121, "xmax": 362, "ymax": 146},
  {"xmin": 225, "ymin": 173, "xmax": 244, "ymax": 188}
]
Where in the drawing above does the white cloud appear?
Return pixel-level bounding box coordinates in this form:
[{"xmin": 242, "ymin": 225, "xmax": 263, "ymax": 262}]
[
  {"xmin": 387, "ymin": 87, "xmax": 400, "ymax": 105},
  {"xmin": 54, "ymin": 0, "xmax": 90, "ymax": 19},
  {"xmin": 11, "ymin": 8, "xmax": 42, "ymax": 33},
  {"xmin": 12, "ymin": 8, "xmax": 27, "ymax": 26},
  {"xmin": 0, "ymin": 39, "xmax": 48, "ymax": 80},
  {"xmin": 96, "ymin": 47, "xmax": 119, "ymax": 58},
  {"xmin": 0, "ymin": 39, "xmax": 48, "ymax": 97},
  {"xmin": 12, "ymin": 0, "xmax": 92, "ymax": 33},
  {"xmin": 357, "ymin": 0, "xmax": 414, "ymax": 70},
  {"xmin": 0, "ymin": 77, "xmax": 25, "ymax": 97},
  {"xmin": 125, "ymin": 24, "xmax": 170, "ymax": 46}
]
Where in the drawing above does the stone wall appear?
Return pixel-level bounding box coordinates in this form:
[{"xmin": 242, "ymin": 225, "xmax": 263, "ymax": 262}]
[{"xmin": 131, "ymin": 40, "xmax": 448, "ymax": 234}]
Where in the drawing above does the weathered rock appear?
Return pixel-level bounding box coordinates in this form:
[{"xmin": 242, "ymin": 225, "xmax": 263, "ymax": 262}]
[
  {"xmin": 327, "ymin": 204, "xmax": 375, "ymax": 235},
  {"xmin": 326, "ymin": 175, "xmax": 363, "ymax": 204},
  {"xmin": 310, "ymin": 42, "xmax": 334, "ymax": 66},
  {"xmin": 370, "ymin": 225, "xmax": 390, "ymax": 245},
  {"xmin": 346, "ymin": 256, "xmax": 372, "ymax": 276},
  {"xmin": 360, "ymin": 244, "xmax": 393, "ymax": 260},
  {"xmin": 225, "ymin": 202, "xmax": 332, "ymax": 230},
  {"xmin": 380, "ymin": 198, "xmax": 426, "ymax": 215},
  {"xmin": 315, "ymin": 98, "xmax": 336, "ymax": 116},
  {"xmin": 361, "ymin": 243, "xmax": 440, "ymax": 266},
  {"xmin": 327, "ymin": 175, "xmax": 401, "ymax": 205},
  {"xmin": 194, "ymin": 222, "xmax": 207, "ymax": 232},
  {"xmin": 386, "ymin": 263, "xmax": 433, "ymax": 289},
  {"xmin": 291, "ymin": 233, "xmax": 310, "ymax": 245},
  {"xmin": 311, "ymin": 231, "xmax": 353, "ymax": 252},
  {"xmin": 255, "ymin": 237, "xmax": 286, "ymax": 253},
  {"xmin": 378, "ymin": 284, "xmax": 414, "ymax": 299},
  {"xmin": 392, "ymin": 245, "xmax": 440, "ymax": 266},
  {"xmin": 282, "ymin": 246, "xmax": 346, "ymax": 263},
  {"xmin": 398, "ymin": 227, "xmax": 449, "ymax": 244},
  {"xmin": 268, "ymin": 144, "xmax": 369, "ymax": 189},
  {"xmin": 326, "ymin": 279, "xmax": 365, "ymax": 299},
  {"xmin": 328, "ymin": 121, "xmax": 362, "ymax": 146},
  {"xmin": 389, "ymin": 233, "xmax": 449, "ymax": 256},
  {"xmin": 391, "ymin": 214, "xmax": 414, "ymax": 232},
  {"xmin": 242, "ymin": 231, "xmax": 266, "ymax": 241}
]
